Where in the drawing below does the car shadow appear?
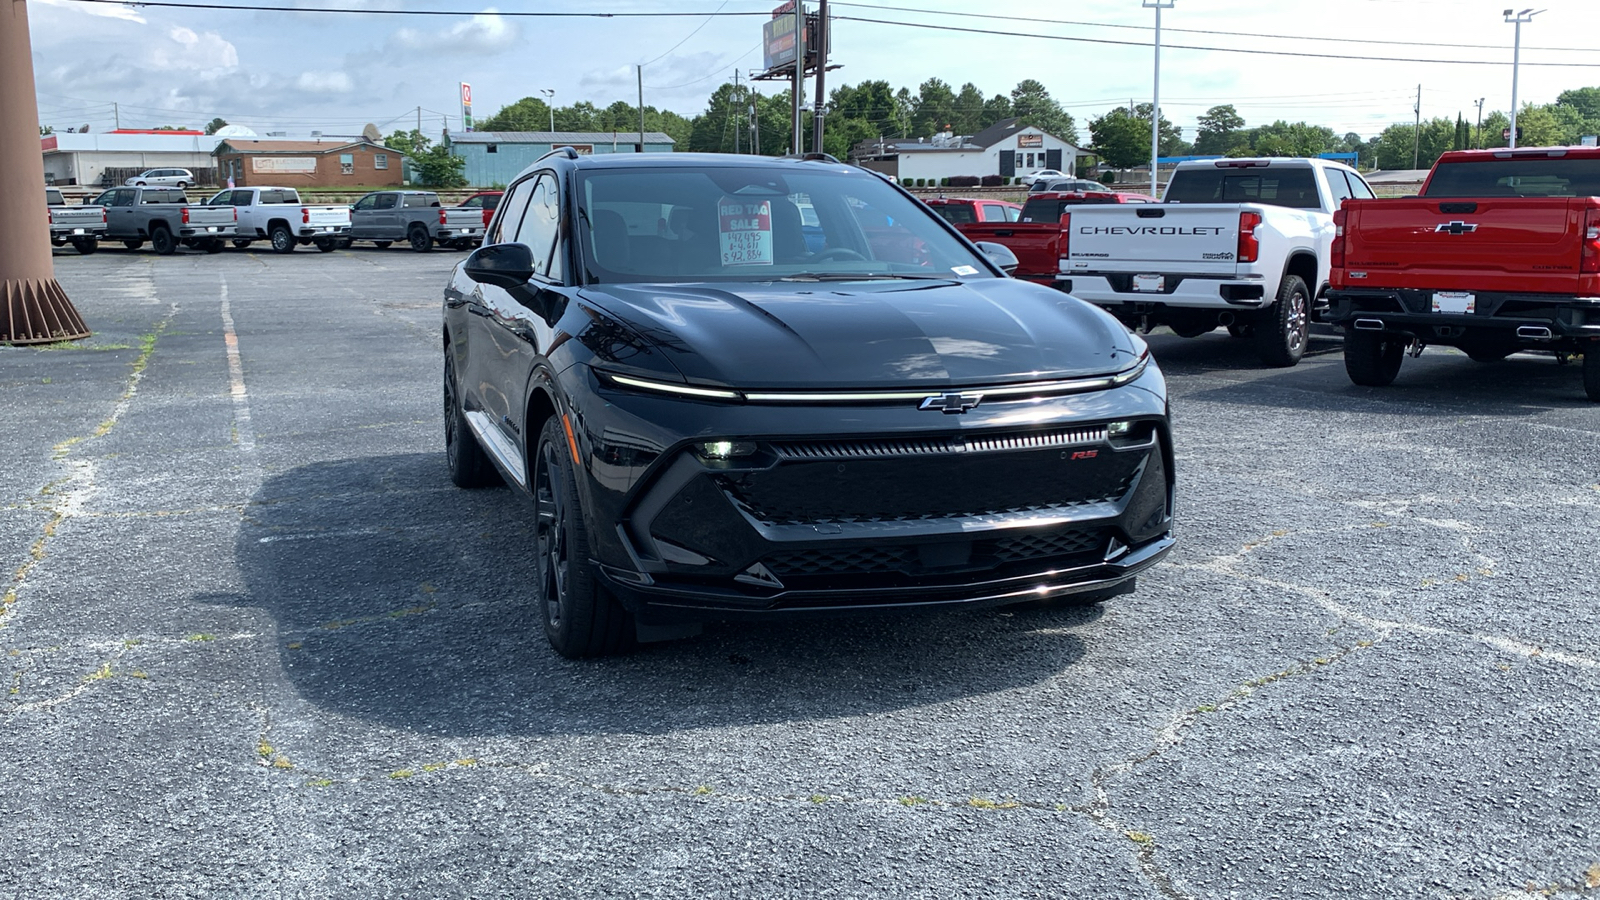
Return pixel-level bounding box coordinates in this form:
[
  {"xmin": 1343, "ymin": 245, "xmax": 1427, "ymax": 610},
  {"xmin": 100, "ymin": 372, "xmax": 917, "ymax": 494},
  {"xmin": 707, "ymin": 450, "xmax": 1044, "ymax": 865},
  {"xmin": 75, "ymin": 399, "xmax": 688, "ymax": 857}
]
[{"xmin": 201, "ymin": 453, "xmax": 1096, "ymax": 738}]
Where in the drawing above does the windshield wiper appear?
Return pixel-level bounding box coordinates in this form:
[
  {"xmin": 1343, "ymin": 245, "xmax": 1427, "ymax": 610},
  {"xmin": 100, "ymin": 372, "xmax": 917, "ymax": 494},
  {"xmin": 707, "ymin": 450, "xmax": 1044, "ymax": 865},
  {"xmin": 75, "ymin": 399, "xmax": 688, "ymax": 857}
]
[{"xmin": 776, "ymin": 272, "xmax": 959, "ymax": 282}]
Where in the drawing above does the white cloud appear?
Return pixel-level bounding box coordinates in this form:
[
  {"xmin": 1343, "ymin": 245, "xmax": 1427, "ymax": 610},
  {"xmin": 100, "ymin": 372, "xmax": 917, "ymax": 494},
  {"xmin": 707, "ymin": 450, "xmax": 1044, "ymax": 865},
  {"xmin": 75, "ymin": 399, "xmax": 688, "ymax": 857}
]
[
  {"xmin": 34, "ymin": 0, "xmax": 145, "ymax": 24},
  {"xmin": 147, "ymin": 26, "xmax": 238, "ymax": 73},
  {"xmin": 392, "ymin": 10, "xmax": 519, "ymax": 54},
  {"xmin": 295, "ymin": 71, "xmax": 355, "ymax": 94}
]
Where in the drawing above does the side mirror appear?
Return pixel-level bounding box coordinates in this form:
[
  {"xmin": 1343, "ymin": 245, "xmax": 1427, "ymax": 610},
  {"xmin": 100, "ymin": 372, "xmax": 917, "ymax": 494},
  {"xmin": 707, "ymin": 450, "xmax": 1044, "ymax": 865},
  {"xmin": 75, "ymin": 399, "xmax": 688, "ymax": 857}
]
[
  {"xmin": 973, "ymin": 241, "xmax": 1019, "ymax": 276},
  {"xmin": 464, "ymin": 242, "xmax": 536, "ymax": 291}
]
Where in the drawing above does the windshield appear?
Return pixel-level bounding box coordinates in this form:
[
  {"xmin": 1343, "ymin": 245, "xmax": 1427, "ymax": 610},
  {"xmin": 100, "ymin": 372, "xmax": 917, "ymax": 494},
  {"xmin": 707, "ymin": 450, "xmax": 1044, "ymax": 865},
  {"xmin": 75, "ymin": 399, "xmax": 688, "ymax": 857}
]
[
  {"xmin": 1165, "ymin": 167, "xmax": 1322, "ymax": 209},
  {"xmin": 1423, "ymin": 158, "xmax": 1600, "ymax": 198},
  {"xmin": 574, "ymin": 166, "xmax": 994, "ymax": 284},
  {"xmin": 930, "ymin": 203, "xmax": 977, "ymax": 224}
]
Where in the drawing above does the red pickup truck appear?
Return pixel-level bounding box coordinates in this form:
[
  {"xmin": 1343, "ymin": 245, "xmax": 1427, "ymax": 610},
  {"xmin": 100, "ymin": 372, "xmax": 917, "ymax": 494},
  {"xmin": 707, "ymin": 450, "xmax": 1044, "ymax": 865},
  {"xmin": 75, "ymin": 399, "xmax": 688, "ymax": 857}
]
[
  {"xmin": 955, "ymin": 190, "xmax": 1156, "ymax": 285},
  {"xmin": 1325, "ymin": 147, "xmax": 1600, "ymax": 400},
  {"xmin": 923, "ymin": 197, "xmax": 1021, "ymax": 225}
]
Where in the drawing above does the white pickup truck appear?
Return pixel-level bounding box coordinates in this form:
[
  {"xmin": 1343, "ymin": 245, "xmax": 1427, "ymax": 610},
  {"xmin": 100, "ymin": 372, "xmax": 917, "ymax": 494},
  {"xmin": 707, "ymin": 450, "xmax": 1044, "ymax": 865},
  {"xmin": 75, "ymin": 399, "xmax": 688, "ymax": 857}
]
[
  {"xmin": 205, "ymin": 187, "xmax": 353, "ymax": 253},
  {"xmin": 1060, "ymin": 157, "xmax": 1375, "ymax": 366}
]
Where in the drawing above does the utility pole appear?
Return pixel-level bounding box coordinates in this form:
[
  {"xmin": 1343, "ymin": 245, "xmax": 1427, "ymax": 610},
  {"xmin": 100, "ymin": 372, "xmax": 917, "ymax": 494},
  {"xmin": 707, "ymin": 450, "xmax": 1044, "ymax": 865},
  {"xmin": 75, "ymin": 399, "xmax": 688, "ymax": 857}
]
[
  {"xmin": 733, "ymin": 70, "xmax": 740, "ymax": 154},
  {"xmin": 1143, "ymin": 0, "xmax": 1174, "ymax": 200},
  {"xmin": 637, "ymin": 65, "xmax": 646, "ymax": 153},
  {"xmin": 812, "ymin": 0, "xmax": 828, "ymax": 156},
  {"xmin": 791, "ymin": 1, "xmax": 805, "ymax": 154},
  {"xmin": 1412, "ymin": 84, "xmax": 1421, "ymax": 170},
  {"xmin": 417, "ymin": 106, "xmax": 421, "ymax": 136},
  {"xmin": 1505, "ymin": 8, "xmax": 1543, "ymax": 149},
  {"xmin": 113, "ymin": 101, "xmax": 119, "ymax": 129},
  {"xmin": 1474, "ymin": 97, "xmax": 1486, "ymax": 149},
  {"xmin": 751, "ymin": 85, "xmax": 761, "ymax": 156}
]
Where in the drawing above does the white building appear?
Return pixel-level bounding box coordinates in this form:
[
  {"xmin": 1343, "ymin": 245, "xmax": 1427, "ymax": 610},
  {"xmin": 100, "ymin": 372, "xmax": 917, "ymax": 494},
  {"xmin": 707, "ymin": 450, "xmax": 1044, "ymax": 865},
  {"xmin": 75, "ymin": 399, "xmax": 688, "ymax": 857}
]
[
  {"xmin": 41, "ymin": 130, "xmax": 225, "ymax": 188},
  {"xmin": 850, "ymin": 118, "xmax": 1085, "ymax": 183}
]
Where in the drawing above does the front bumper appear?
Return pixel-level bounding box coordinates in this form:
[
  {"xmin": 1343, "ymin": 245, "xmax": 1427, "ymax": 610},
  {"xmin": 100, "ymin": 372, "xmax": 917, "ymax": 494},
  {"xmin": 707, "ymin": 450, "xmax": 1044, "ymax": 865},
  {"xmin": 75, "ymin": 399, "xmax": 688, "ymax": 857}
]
[
  {"xmin": 1061, "ymin": 273, "xmax": 1270, "ymax": 310},
  {"xmin": 1326, "ymin": 288, "xmax": 1600, "ymax": 347}
]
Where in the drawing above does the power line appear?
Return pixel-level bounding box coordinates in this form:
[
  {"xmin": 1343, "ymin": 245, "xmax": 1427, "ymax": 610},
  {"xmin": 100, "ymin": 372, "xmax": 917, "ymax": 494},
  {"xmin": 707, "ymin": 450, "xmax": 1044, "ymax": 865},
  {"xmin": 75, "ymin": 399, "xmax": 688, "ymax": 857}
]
[{"xmin": 639, "ymin": 0, "xmax": 731, "ymax": 67}]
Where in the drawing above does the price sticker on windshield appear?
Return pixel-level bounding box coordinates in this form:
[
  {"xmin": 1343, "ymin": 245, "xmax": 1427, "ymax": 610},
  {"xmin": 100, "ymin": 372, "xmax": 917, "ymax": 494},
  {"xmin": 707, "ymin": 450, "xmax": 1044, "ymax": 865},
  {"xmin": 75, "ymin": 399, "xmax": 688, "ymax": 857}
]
[{"xmin": 718, "ymin": 197, "xmax": 774, "ymax": 266}]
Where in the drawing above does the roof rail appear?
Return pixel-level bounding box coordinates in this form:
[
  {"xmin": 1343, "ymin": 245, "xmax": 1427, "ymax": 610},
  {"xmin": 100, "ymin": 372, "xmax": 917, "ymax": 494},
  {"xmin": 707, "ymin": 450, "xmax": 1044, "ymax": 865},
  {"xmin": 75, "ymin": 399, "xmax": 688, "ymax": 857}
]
[
  {"xmin": 781, "ymin": 152, "xmax": 844, "ymax": 164},
  {"xmin": 537, "ymin": 146, "xmax": 581, "ymax": 162}
]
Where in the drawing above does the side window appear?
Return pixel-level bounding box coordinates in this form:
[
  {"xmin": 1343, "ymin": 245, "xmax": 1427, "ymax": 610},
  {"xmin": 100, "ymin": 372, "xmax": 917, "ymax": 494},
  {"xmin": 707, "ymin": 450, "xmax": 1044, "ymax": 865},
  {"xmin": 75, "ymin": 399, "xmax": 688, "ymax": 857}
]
[
  {"xmin": 339, "ymin": 153, "xmax": 355, "ymax": 176},
  {"xmin": 1005, "ymin": 205, "xmax": 1021, "ymax": 222},
  {"xmin": 353, "ymin": 194, "xmax": 377, "ymax": 211},
  {"xmin": 374, "ymin": 194, "xmax": 399, "ymax": 210},
  {"xmin": 516, "ymin": 173, "xmax": 563, "ymax": 279},
  {"xmin": 1347, "ymin": 170, "xmax": 1376, "ymax": 200},
  {"xmin": 492, "ymin": 177, "xmax": 535, "ymax": 245},
  {"xmin": 207, "ymin": 191, "xmax": 231, "ymax": 206},
  {"xmin": 1326, "ymin": 169, "xmax": 1354, "ymax": 209},
  {"xmin": 979, "ymin": 203, "xmax": 1006, "ymax": 222}
]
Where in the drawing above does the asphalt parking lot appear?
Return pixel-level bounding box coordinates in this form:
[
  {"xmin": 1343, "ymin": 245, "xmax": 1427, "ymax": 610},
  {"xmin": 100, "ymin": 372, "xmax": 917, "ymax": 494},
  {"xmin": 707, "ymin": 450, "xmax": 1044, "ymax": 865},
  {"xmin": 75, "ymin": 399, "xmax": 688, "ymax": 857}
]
[{"xmin": 3, "ymin": 245, "xmax": 1598, "ymax": 899}]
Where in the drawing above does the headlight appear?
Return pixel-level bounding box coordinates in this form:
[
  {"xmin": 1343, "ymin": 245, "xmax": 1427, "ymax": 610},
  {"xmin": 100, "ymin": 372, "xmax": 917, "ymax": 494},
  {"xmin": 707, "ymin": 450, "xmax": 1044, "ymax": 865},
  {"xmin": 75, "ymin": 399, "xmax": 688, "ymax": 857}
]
[{"xmin": 695, "ymin": 441, "xmax": 758, "ymax": 460}]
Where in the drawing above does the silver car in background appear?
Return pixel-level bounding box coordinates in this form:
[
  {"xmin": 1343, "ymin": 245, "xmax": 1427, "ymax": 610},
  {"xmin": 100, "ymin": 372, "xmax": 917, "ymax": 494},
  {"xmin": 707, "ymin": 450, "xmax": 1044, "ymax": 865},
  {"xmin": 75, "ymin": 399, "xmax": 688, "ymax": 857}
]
[{"xmin": 123, "ymin": 168, "xmax": 195, "ymax": 188}]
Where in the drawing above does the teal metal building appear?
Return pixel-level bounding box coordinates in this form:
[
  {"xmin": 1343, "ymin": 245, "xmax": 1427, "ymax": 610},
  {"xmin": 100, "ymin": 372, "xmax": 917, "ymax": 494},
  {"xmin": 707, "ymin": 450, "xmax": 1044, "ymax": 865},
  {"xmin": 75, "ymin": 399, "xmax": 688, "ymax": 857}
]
[{"xmin": 446, "ymin": 131, "xmax": 676, "ymax": 187}]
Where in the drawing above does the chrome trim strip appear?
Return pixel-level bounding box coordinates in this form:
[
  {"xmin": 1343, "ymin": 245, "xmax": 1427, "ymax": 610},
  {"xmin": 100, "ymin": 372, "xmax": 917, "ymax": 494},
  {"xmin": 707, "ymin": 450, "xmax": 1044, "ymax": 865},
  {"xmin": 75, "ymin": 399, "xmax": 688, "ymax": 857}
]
[{"xmin": 464, "ymin": 410, "xmax": 527, "ymax": 488}]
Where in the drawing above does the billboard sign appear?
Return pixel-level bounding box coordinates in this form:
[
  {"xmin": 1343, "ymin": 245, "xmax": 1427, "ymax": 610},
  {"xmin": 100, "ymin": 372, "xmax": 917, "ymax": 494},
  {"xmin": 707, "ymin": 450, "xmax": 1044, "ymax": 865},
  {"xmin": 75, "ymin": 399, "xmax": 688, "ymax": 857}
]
[
  {"xmin": 762, "ymin": 2, "xmax": 825, "ymax": 72},
  {"xmin": 1017, "ymin": 133, "xmax": 1044, "ymax": 149},
  {"xmin": 460, "ymin": 82, "xmax": 474, "ymax": 132}
]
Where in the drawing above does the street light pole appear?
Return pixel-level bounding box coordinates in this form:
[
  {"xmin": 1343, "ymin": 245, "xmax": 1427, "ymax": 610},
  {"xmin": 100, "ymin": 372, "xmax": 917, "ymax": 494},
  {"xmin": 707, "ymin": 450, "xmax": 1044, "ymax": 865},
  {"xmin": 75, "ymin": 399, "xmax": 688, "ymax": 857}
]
[
  {"xmin": 540, "ymin": 89, "xmax": 556, "ymax": 132},
  {"xmin": 1504, "ymin": 8, "xmax": 1544, "ymax": 149},
  {"xmin": 1144, "ymin": 0, "xmax": 1174, "ymax": 200}
]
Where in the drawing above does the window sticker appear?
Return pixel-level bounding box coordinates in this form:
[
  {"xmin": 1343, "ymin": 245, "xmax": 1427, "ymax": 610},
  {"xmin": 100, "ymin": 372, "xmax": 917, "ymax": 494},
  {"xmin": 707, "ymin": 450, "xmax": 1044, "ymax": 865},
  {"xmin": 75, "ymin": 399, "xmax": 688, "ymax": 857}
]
[
  {"xmin": 718, "ymin": 196, "xmax": 774, "ymax": 266},
  {"xmin": 951, "ymin": 265, "xmax": 979, "ymax": 276}
]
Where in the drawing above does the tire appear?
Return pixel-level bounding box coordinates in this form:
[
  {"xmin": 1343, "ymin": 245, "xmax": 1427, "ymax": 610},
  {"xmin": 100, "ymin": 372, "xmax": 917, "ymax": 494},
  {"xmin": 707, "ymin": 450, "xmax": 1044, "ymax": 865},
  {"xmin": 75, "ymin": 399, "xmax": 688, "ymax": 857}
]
[
  {"xmin": 71, "ymin": 238, "xmax": 98, "ymax": 255},
  {"xmin": 1344, "ymin": 328, "xmax": 1406, "ymax": 387},
  {"xmin": 444, "ymin": 353, "xmax": 500, "ymax": 489},
  {"xmin": 176, "ymin": 181, "xmax": 188, "ymax": 189},
  {"xmin": 1254, "ymin": 274, "xmax": 1311, "ymax": 367},
  {"xmin": 231, "ymin": 239, "xmax": 252, "ymax": 249},
  {"xmin": 202, "ymin": 239, "xmax": 224, "ymax": 254},
  {"xmin": 1583, "ymin": 345, "xmax": 1600, "ymax": 402},
  {"xmin": 533, "ymin": 416, "xmax": 634, "ymax": 658},
  {"xmin": 373, "ymin": 240, "xmax": 392, "ymax": 249},
  {"xmin": 122, "ymin": 239, "xmax": 144, "ymax": 251},
  {"xmin": 149, "ymin": 227, "xmax": 177, "ymax": 256},
  {"xmin": 1226, "ymin": 322, "xmax": 1254, "ymax": 339},
  {"xmin": 315, "ymin": 239, "xmax": 337, "ymax": 253},
  {"xmin": 269, "ymin": 224, "xmax": 295, "ymax": 254},
  {"xmin": 1465, "ymin": 348, "xmax": 1513, "ymax": 363},
  {"xmin": 336, "ymin": 237, "xmax": 353, "ymax": 249},
  {"xmin": 134, "ymin": 181, "xmax": 146, "ymax": 186},
  {"xmin": 409, "ymin": 226, "xmax": 434, "ymax": 252}
]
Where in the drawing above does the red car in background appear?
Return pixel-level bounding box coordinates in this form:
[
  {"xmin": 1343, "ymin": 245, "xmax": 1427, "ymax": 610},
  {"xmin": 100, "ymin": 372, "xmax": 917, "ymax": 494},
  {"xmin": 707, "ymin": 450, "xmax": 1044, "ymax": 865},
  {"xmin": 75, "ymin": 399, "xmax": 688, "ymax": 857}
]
[
  {"xmin": 458, "ymin": 191, "xmax": 503, "ymax": 229},
  {"xmin": 923, "ymin": 197, "xmax": 1022, "ymax": 226},
  {"xmin": 958, "ymin": 190, "xmax": 1157, "ymax": 285}
]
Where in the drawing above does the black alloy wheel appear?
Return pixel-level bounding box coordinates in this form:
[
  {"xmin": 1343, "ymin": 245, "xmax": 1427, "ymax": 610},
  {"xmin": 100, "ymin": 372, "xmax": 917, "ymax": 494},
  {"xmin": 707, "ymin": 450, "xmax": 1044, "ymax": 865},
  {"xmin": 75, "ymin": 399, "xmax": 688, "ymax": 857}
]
[
  {"xmin": 1344, "ymin": 328, "xmax": 1407, "ymax": 387},
  {"xmin": 149, "ymin": 227, "xmax": 177, "ymax": 256},
  {"xmin": 231, "ymin": 239, "xmax": 252, "ymax": 249},
  {"xmin": 409, "ymin": 226, "xmax": 434, "ymax": 252},
  {"xmin": 1255, "ymin": 274, "xmax": 1310, "ymax": 367},
  {"xmin": 443, "ymin": 354, "xmax": 499, "ymax": 489},
  {"xmin": 71, "ymin": 238, "xmax": 98, "ymax": 255},
  {"xmin": 202, "ymin": 239, "xmax": 224, "ymax": 253},
  {"xmin": 373, "ymin": 240, "xmax": 392, "ymax": 249},
  {"xmin": 1583, "ymin": 346, "xmax": 1600, "ymax": 401},
  {"xmin": 269, "ymin": 225, "xmax": 295, "ymax": 254},
  {"xmin": 122, "ymin": 239, "xmax": 143, "ymax": 250},
  {"xmin": 533, "ymin": 416, "xmax": 633, "ymax": 658}
]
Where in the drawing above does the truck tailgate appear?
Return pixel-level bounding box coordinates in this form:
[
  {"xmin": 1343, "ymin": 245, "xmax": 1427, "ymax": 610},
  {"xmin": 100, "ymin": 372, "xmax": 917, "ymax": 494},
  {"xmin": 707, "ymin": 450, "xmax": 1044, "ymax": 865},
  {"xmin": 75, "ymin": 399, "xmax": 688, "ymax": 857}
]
[
  {"xmin": 305, "ymin": 205, "xmax": 351, "ymax": 228},
  {"xmin": 184, "ymin": 206, "xmax": 237, "ymax": 228},
  {"xmin": 1341, "ymin": 197, "xmax": 1595, "ymax": 295},
  {"xmin": 1065, "ymin": 204, "xmax": 1240, "ymax": 275},
  {"xmin": 50, "ymin": 207, "xmax": 104, "ymax": 229},
  {"xmin": 442, "ymin": 208, "xmax": 482, "ymax": 230},
  {"xmin": 956, "ymin": 222, "xmax": 1060, "ymax": 279}
]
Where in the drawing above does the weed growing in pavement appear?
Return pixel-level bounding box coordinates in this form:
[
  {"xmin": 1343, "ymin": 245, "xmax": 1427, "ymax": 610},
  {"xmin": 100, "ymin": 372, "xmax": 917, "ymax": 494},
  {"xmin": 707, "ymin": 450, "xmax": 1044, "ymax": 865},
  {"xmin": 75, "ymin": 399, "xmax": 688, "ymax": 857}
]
[
  {"xmin": 967, "ymin": 797, "xmax": 1020, "ymax": 810},
  {"xmin": 693, "ymin": 785, "xmax": 713, "ymax": 796},
  {"xmin": 186, "ymin": 633, "xmax": 216, "ymax": 642}
]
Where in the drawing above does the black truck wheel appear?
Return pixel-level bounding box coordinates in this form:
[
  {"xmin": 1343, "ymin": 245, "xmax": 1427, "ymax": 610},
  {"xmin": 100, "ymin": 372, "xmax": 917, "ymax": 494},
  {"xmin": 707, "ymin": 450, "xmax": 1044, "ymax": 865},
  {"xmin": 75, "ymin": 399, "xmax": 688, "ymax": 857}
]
[
  {"xmin": 1583, "ymin": 346, "xmax": 1600, "ymax": 402},
  {"xmin": 1254, "ymin": 274, "xmax": 1310, "ymax": 367},
  {"xmin": 1344, "ymin": 328, "xmax": 1406, "ymax": 387},
  {"xmin": 149, "ymin": 227, "xmax": 177, "ymax": 256},
  {"xmin": 122, "ymin": 239, "xmax": 144, "ymax": 251},
  {"xmin": 201, "ymin": 239, "xmax": 224, "ymax": 253},
  {"xmin": 444, "ymin": 354, "xmax": 500, "ymax": 489},
  {"xmin": 533, "ymin": 416, "xmax": 634, "ymax": 658},
  {"xmin": 71, "ymin": 238, "xmax": 98, "ymax": 255},
  {"xmin": 231, "ymin": 239, "xmax": 252, "ymax": 249},
  {"xmin": 269, "ymin": 224, "xmax": 295, "ymax": 254},
  {"xmin": 373, "ymin": 240, "xmax": 392, "ymax": 249},
  {"xmin": 315, "ymin": 239, "xmax": 337, "ymax": 252},
  {"xmin": 409, "ymin": 226, "xmax": 434, "ymax": 252}
]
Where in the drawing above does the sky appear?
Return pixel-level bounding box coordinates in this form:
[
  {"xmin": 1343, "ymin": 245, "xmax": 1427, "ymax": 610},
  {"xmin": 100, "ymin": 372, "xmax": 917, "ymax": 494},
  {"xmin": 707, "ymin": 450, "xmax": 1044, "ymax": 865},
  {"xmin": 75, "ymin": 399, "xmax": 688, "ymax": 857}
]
[{"xmin": 26, "ymin": 0, "xmax": 1600, "ymax": 142}]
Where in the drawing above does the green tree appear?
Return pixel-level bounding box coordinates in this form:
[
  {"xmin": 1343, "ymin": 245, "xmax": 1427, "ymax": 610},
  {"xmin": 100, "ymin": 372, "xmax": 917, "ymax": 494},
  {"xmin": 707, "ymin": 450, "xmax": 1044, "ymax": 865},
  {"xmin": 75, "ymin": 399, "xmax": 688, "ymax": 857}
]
[
  {"xmin": 204, "ymin": 117, "xmax": 228, "ymax": 135},
  {"xmin": 478, "ymin": 96, "xmax": 553, "ymax": 132},
  {"xmin": 1087, "ymin": 107, "xmax": 1150, "ymax": 168},
  {"xmin": 952, "ymin": 82, "xmax": 985, "ymax": 136},
  {"xmin": 39, "ymin": 124, "xmax": 53, "ymax": 136},
  {"xmin": 1194, "ymin": 104, "xmax": 1245, "ymax": 155},
  {"xmin": 413, "ymin": 144, "xmax": 467, "ymax": 188},
  {"xmin": 828, "ymin": 80, "xmax": 908, "ymax": 140},
  {"xmin": 384, "ymin": 129, "xmax": 428, "ymax": 157},
  {"xmin": 979, "ymin": 93, "xmax": 1013, "ymax": 129},
  {"xmin": 1010, "ymin": 79, "xmax": 1077, "ymax": 145},
  {"xmin": 910, "ymin": 78, "xmax": 957, "ymax": 137},
  {"xmin": 1372, "ymin": 118, "xmax": 1456, "ymax": 169},
  {"xmin": 1249, "ymin": 121, "xmax": 1336, "ymax": 158},
  {"xmin": 689, "ymin": 82, "xmax": 757, "ymax": 153}
]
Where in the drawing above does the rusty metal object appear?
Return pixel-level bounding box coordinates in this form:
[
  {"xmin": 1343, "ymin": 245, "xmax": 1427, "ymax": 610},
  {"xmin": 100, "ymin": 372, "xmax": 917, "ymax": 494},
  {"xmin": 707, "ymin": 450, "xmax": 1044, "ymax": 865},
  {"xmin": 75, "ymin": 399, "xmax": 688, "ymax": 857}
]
[{"xmin": 1, "ymin": 0, "xmax": 89, "ymax": 345}]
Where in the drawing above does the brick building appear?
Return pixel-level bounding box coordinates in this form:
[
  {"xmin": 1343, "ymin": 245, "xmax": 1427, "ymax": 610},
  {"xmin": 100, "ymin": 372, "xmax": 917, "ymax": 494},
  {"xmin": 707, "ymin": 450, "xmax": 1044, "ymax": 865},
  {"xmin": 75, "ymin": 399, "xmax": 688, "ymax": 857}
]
[{"xmin": 213, "ymin": 139, "xmax": 402, "ymax": 188}]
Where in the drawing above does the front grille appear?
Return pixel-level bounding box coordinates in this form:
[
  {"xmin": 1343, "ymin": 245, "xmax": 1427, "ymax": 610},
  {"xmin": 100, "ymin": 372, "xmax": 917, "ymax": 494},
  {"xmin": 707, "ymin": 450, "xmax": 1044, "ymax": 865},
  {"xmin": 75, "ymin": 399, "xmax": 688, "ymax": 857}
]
[
  {"xmin": 774, "ymin": 427, "xmax": 1105, "ymax": 461},
  {"xmin": 993, "ymin": 528, "xmax": 1104, "ymax": 561},
  {"xmin": 761, "ymin": 526, "xmax": 1108, "ymax": 581},
  {"xmin": 765, "ymin": 545, "xmax": 912, "ymax": 577},
  {"xmin": 721, "ymin": 447, "xmax": 1144, "ymax": 526}
]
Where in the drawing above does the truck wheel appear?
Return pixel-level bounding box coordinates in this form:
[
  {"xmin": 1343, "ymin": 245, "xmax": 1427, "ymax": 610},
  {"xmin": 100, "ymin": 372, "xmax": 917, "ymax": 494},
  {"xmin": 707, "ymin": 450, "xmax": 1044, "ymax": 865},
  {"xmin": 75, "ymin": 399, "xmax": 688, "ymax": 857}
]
[
  {"xmin": 202, "ymin": 239, "xmax": 224, "ymax": 254},
  {"xmin": 231, "ymin": 239, "xmax": 252, "ymax": 249},
  {"xmin": 373, "ymin": 241, "xmax": 392, "ymax": 249},
  {"xmin": 336, "ymin": 237, "xmax": 353, "ymax": 249},
  {"xmin": 1254, "ymin": 275, "xmax": 1310, "ymax": 367},
  {"xmin": 71, "ymin": 238, "xmax": 98, "ymax": 255},
  {"xmin": 269, "ymin": 225, "xmax": 295, "ymax": 254},
  {"xmin": 1344, "ymin": 328, "xmax": 1406, "ymax": 387},
  {"xmin": 533, "ymin": 416, "xmax": 635, "ymax": 658},
  {"xmin": 409, "ymin": 226, "xmax": 434, "ymax": 252},
  {"xmin": 149, "ymin": 227, "xmax": 177, "ymax": 256},
  {"xmin": 1583, "ymin": 346, "xmax": 1600, "ymax": 402},
  {"xmin": 315, "ymin": 239, "xmax": 337, "ymax": 252},
  {"xmin": 122, "ymin": 239, "xmax": 144, "ymax": 251}
]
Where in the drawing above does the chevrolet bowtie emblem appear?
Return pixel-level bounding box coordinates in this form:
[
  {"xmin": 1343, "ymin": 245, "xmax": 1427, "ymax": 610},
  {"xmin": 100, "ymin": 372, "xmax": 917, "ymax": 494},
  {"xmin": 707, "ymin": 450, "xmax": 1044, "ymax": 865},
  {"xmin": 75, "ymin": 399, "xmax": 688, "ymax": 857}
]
[
  {"xmin": 919, "ymin": 392, "xmax": 983, "ymax": 414},
  {"xmin": 1435, "ymin": 221, "xmax": 1478, "ymax": 234}
]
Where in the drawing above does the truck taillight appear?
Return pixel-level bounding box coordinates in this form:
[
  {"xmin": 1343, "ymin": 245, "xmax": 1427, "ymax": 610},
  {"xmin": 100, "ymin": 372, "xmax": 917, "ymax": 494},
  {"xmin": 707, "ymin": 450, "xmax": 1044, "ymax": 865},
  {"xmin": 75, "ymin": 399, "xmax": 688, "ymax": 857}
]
[
  {"xmin": 1238, "ymin": 211, "xmax": 1262, "ymax": 263},
  {"xmin": 483, "ymin": 208, "xmax": 493, "ymax": 227},
  {"xmin": 1583, "ymin": 208, "xmax": 1600, "ymax": 274},
  {"xmin": 100, "ymin": 207, "xmax": 107, "ymax": 224},
  {"xmin": 302, "ymin": 207, "xmax": 311, "ymax": 224},
  {"xmin": 440, "ymin": 209, "xmax": 449, "ymax": 226},
  {"xmin": 181, "ymin": 207, "xmax": 190, "ymax": 225},
  {"xmin": 1058, "ymin": 212, "xmax": 1071, "ymax": 266},
  {"xmin": 232, "ymin": 208, "xmax": 237, "ymax": 222},
  {"xmin": 1331, "ymin": 208, "xmax": 1347, "ymax": 269}
]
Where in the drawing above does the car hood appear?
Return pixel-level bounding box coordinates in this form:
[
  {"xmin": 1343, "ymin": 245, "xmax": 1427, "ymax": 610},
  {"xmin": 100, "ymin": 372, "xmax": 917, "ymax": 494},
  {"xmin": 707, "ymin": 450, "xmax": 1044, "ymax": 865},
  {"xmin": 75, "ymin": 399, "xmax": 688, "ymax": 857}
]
[{"xmin": 577, "ymin": 278, "xmax": 1142, "ymax": 389}]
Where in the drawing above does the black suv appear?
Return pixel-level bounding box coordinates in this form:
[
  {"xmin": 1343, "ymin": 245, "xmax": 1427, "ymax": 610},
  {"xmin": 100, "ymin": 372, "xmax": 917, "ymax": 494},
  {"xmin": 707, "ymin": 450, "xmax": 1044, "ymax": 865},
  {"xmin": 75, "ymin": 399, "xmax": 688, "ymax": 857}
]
[{"xmin": 443, "ymin": 151, "xmax": 1175, "ymax": 657}]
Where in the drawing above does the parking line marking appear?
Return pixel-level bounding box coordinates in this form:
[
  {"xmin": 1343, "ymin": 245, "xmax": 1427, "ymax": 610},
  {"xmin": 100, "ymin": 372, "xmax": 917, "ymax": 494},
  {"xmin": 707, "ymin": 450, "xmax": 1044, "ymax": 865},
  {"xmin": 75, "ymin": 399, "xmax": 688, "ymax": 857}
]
[{"xmin": 219, "ymin": 276, "xmax": 256, "ymax": 453}]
